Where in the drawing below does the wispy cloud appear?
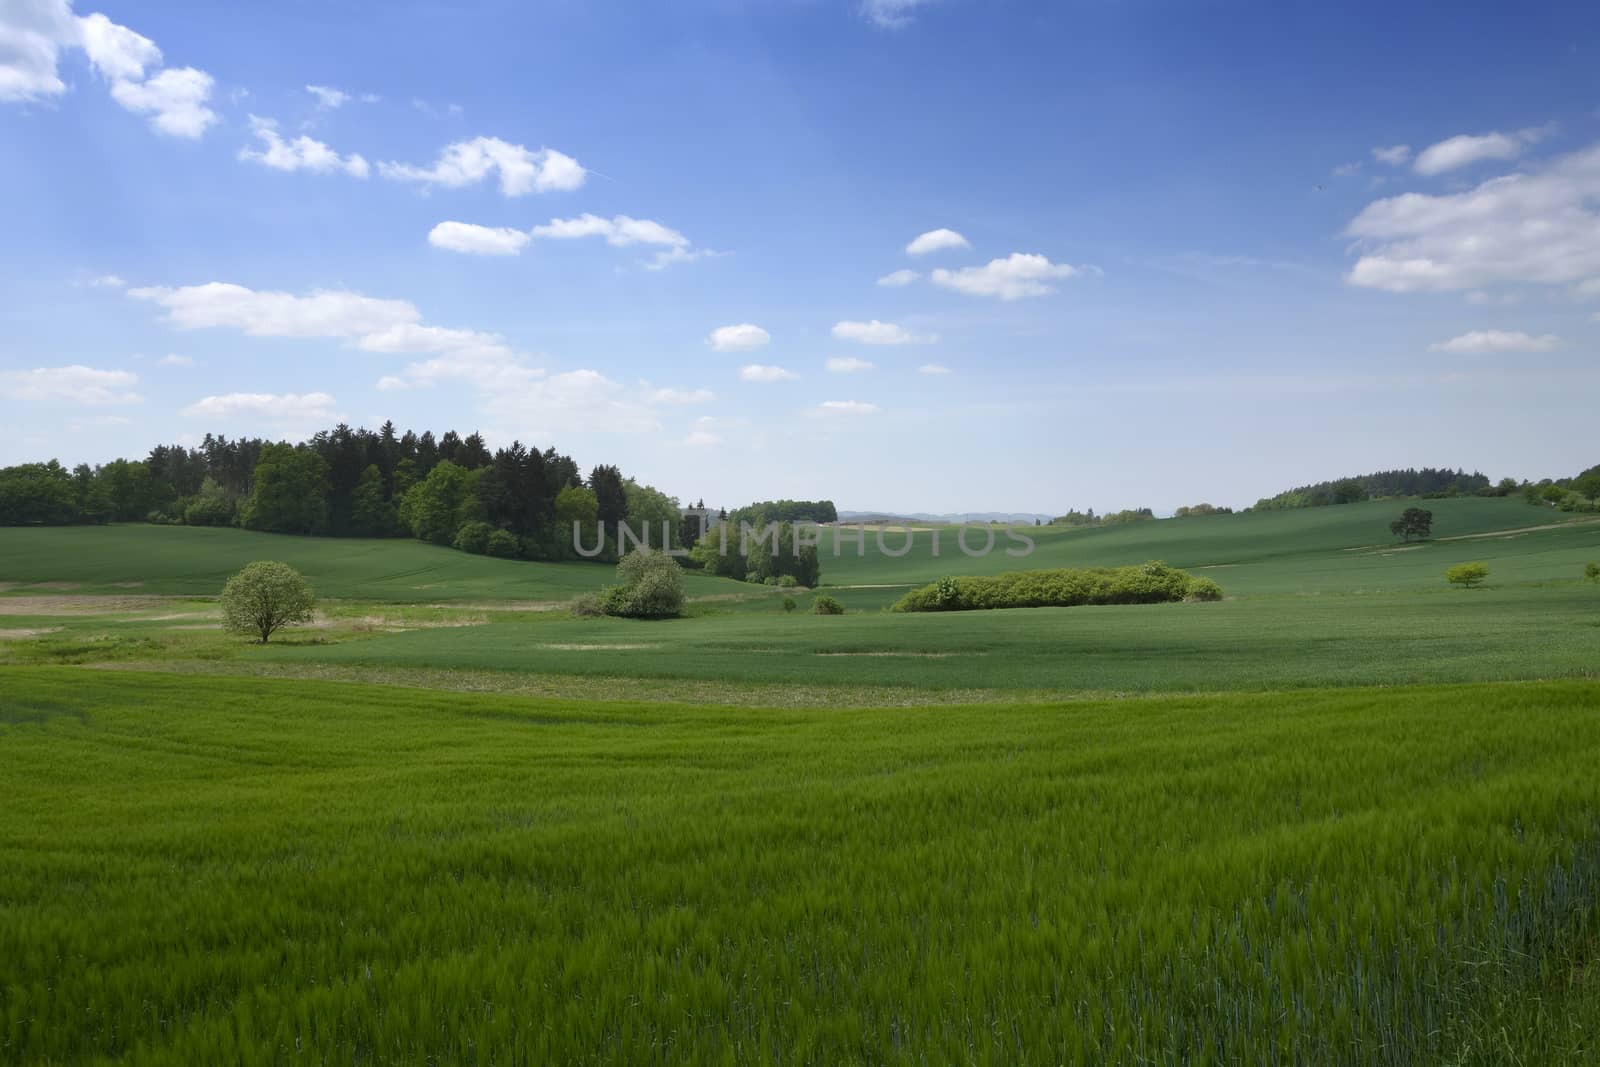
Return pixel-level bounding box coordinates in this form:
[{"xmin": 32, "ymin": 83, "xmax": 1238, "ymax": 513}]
[
  {"xmin": 863, "ymin": 0, "xmax": 940, "ymax": 29},
  {"xmin": 0, "ymin": 364, "xmax": 141, "ymax": 405},
  {"xmin": 825, "ymin": 356, "xmax": 875, "ymax": 373},
  {"xmin": 739, "ymin": 364, "xmax": 798, "ymax": 382},
  {"xmin": 807, "ymin": 399, "xmax": 880, "ymax": 417},
  {"xmin": 1412, "ymin": 125, "xmax": 1552, "ymax": 176},
  {"xmin": 1428, "ymin": 330, "xmax": 1561, "ymax": 354},
  {"xmin": 931, "ymin": 253, "xmax": 1093, "ymax": 300},
  {"xmin": 832, "ymin": 320, "xmax": 934, "ymax": 345}
]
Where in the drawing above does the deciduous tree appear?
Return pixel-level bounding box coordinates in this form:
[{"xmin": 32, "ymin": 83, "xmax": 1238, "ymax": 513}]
[{"xmin": 221, "ymin": 561, "xmax": 315, "ymax": 643}]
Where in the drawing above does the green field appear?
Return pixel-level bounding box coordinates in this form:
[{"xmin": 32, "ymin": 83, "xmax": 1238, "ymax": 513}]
[
  {"xmin": 3, "ymin": 500, "xmax": 1600, "ymax": 1063},
  {"xmin": 3, "ymin": 670, "xmax": 1600, "ymax": 1064},
  {"xmin": 0, "ymin": 523, "xmax": 751, "ymax": 603}
]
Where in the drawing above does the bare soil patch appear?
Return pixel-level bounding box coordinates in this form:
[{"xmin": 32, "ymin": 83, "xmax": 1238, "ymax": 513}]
[
  {"xmin": 0, "ymin": 596, "xmax": 184, "ymax": 616},
  {"xmin": 540, "ymin": 643, "xmax": 661, "ymax": 652},
  {"xmin": 815, "ymin": 651, "xmax": 981, "ymax": 659}
]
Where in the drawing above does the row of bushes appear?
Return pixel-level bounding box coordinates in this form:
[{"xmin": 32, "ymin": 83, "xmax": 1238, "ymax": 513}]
[{"xmin": 891, "ymin": 561, "xmax": 1223, "ymax": 613}]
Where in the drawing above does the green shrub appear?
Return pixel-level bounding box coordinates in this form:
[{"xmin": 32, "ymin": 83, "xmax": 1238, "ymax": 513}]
[
  {"xmin": 782, "ymin": 596, "xmax": 797, "ymax": 613},
  {"xmin": 1586, "ymin": 562, "xmax": 1600, "ymax": 584},
  {"xmin": 893, "ymin": 561, "xmax": 1219, "ymax": 613},
  {"xmin": 569, "ymin": 592, "xmax": 605, "ymax": 618},
  {"xmin": 485, "ymin": 530, "xmax": 520, "ymax": 558},
  {"xmin": 930, "ymin": 576, "xmax": 963, "ymax": 610},
  {"xmin": 812, "ymin": 595, "xmax": 845, "ymax": 615},
  {"xmin": 778, "ymin": 575, "xmax": 800, "ymax": 589},
  {"xmin": 602, "ymin": 550, "xmax": 685, "ymax": 619},
  {"xmin": 452, "ymin": 521, "xmax": 495, "ymax": 555},
  {"xmin": 1446, "ymin": 562, "xmax": 1489, "ymax": 589},
  {"xmin": 183, "ymin": 478, "xmax": 236, "ymax": 527}
]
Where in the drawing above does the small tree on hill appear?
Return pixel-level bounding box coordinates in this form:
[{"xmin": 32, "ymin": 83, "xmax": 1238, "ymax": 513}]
[
  {"xmin": 1445, "ymin": 562, "xmax": 1489, "ymax": 589},
  {"xmin": 221, "ymin": 561, "xmax": 315, "ymax": 643},
  {"xmin": 1389, "ymin": 507, "xmax": 1433, "ymax": 543},
  {"xmin": 1585, "ymin": 562, "xmax": 1600, "ymax": 585}
]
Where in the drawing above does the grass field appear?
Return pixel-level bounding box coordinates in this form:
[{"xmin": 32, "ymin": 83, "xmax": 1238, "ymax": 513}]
[
  {"xmin": 3, "ymin": 499, "xmax": 1596, "ymax": 701},
  {"xmin": 3, "ymin": 501, "xmax": 1600, "ymax": 1063},
  {"xmin": 0, "ymin": 524, "xmax": 752, "ymax": 603},
  {"xmin": 3, "ymin": 670, "xmax": 1600, "ymax": 1064}
]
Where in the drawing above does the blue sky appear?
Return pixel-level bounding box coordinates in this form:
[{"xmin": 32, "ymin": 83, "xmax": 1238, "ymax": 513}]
[{"xmin": 2, "ymin": 0, "xmax": 1598, "ymax": 514}]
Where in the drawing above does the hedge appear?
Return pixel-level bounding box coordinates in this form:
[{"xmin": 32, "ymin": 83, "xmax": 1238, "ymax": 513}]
[{"xmin": 891, "ymin": 561, "xmax": 1223, "ymax": 612}]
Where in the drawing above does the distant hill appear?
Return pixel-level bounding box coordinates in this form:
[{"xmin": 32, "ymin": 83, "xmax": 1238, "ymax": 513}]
[{"xmin": 838, "ymin": 511, "xmax": 1054, "ymax": 525}]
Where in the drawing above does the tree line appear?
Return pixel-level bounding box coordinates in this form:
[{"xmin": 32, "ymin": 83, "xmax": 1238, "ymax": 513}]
[
  {"xmin": 0, "ymin": 422, "xmax": 698, "ymax": 564},
  {"xmin": 1255, "ymin": 465, "xmax": 1599, "ymax": 514}
]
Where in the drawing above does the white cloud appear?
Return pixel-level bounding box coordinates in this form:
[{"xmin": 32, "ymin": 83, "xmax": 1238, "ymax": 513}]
[
  {"xmin": 1413, "ymin": 127, "xmax": 1550, "ymax": 176},
  {"xmin": 739, "ymin": 363, "xmax": 797, "ymax": 382},
  {"xmin": 181, "ymin": 392, "xmax": 338, "ymax": 421},
  {"xmin": 473, "ymin": 368, "xmax": 665, "ymax": 436},
  {"xmin": 825, "ymin": 356, "xmax": 875, "ymax": 373},
  {"xmin": 129, "ymin": 282, "xmax": 421, "ymax": 337},
  {"xmin": 709, "ymin": 323, "xmax": 770, "ymax": 351},
  {"xmin": 906, "ymin": 228, "xmax": 970, "ymax": 256},
  {"xmin": 532, "ymin": 213, "xmax": 687, "ymax": 248},
  {"xmin": 157, "ymin": 353, "xmax": 193, "ymax": 366},
  {"xmin": 642, "ymin": 246, "xmax": 722, "ymax": 271},
  {"xmin": 380, "ymin": 136, "xmax": 585, "ymax": 196},
  {"xmin": 1345, "ymin": 142, "xmax": 1600, "ymax": 292},
  {"xmin": 89, "ymin": 273, "xmax": 125, "ymax": 287},
  {"xmin": 1372, "ymin": 144, "xmax": 1412, "ymax": 166},
  {"xmin": 1, "ymin": 4, "xmax": 216, "ymax": 135},
  {"xmin": 354, "ymin": 322, "xmax": 509, "ymax": 357},
  {"xmin": 648, "ymin": 386, "xmax": 715, "ymax": 405},
  {"xmin": 917, "ymin": 363, "xmax": 951, "ymax": 375},
  {"xmin": 832, "ymin": 319, "xmax": 933, "ymax": 345},
  {"xmin": 931, "ymin": 252, "xmax": 1090, "ymax": 300},
  {"xmin": 684, "ymin": 430, "xmax": 721, "ymax": 447},
  {"xmin": 305, "ymin": 84, "xmax": 348, "ymax": 109},
  {"xmin": 863, "ymin": 0, "xmax": 938, "ymax": 29},
  {"xmin": 109, "ymin": 66, "xmax": 216, "ymax": 138},
  {"xmin": 1573, "ymin": 278, "xmax": 1600, "ymax": 299},
  {"xmin": 0, "ymin": 363, "xmax": 140, "ymax": 405},
  {"xmin": 427, "ymin": 213, "xmax": 705, "ymax": 264},
  {"xmin": 239, "ymin": 115, "xmax": 369, "ymax": 177},
  {"xmin": 877, "ymin": 269, "xmax": 920, "ymax": 287},
  {"xmin": 808, "ymin": 399, "xmax": 880, "ymax": 417},
  {"xmin": 125, "ymin": 276, "xmax": 697, "ymax": 438},
  {"xmin": 77, "ymin": 12, "xmax": 158, "ymax": 81},
  {"xmin": 427, "ymin": 221, "xmax": 530, "ymax": 256},
  {"xmin": 127, "ymin": 279, "xmax": 548, "ymax": 407},
  {"xmin": 1428, "ymin": 330, "xmax": 1562, "ymax": 354},
  {"xmin": 0, "ymin": 0, "xmax": 77, "ymax": 101}
]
